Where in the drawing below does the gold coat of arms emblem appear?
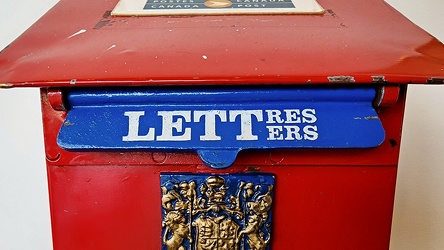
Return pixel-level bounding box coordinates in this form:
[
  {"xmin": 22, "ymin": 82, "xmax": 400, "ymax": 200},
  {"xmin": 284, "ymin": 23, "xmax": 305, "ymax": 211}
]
[{"xmin": 160, "ymin": 174, "xmax": 274, "ymax": 250}]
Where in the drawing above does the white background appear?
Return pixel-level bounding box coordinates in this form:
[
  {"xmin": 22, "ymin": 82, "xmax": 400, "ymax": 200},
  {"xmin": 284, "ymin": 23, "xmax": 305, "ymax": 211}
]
[{"xmin": 0, "ymin": 0, "xmax": 443, "ymax": 249}]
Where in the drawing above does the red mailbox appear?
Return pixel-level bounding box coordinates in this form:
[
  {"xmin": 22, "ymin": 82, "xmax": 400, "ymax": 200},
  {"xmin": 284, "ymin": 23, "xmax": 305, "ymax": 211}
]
[{"xmin": 1, "ymin": 0, "xmax": 444, "ymax": 249}]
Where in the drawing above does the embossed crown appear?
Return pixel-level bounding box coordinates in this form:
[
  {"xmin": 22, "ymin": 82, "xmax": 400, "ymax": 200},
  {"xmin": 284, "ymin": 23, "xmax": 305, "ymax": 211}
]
[{"xmin": 206, "ymin": 176, "xmax": 225, "ymax": 188}]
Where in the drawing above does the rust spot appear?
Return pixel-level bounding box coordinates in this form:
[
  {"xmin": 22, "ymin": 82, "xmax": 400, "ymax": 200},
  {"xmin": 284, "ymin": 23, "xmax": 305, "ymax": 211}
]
[
  {"xmin": 389, "ymin": 139, "xmax": 397, "ymax": 147},
  {"xmin": 94, "ymin": 10, "xmax": 113, "ymax": 30},
  {"xmin": 326, "ymin": 9, "xmax": 337, "ymax": 17},
  {"xmin": 94, "ymin": 20, "xmax": 111, "ymax": 30},
  {"xmin": 247, "ymin": 166, "xmax": 260, "ymax": 172},
  {"xmin": 102, "ymin": 10, "xmax": 112, "ymax": 18}
]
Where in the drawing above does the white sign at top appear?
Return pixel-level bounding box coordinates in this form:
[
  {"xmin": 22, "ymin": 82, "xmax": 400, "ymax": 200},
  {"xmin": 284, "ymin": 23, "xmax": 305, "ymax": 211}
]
[{"xmin": 111, "ymin": 0, "xmax": 324, "ymax": 16}]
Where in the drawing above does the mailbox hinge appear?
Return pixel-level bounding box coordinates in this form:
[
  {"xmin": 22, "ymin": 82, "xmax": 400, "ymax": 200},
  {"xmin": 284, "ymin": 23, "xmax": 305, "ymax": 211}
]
[{"xmin": 373, "ymin": 85, "xmax": 400, "ymax": 108}]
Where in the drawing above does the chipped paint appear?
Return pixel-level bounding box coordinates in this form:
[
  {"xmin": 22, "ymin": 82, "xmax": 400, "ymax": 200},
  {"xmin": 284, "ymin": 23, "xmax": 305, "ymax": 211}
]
[
  {"xmin": 372, "ymin": 76, "xmax": 386, "ymax": 83},
  {"xmin": 0, "ymin": 83, "xmax": 13, "ymax": 88},
  {"xmin": 64, "ymin": 121, "xmax": 74, "ymax": 126},
  {"xmin": 68, "ymin": 29, "xmax": 86, "ymax": 39},
  {"xmin": 427, "ymin": 78, "xmax": 444, "ymax": 84},
  {"xmin": 94, "ymin": 11, "xmax": 113, "ymax": 30},
  {"xmin": 202, "ymin": 55, "xmax": 208, "ymax": 59},
  {"xmin": 364, "ymin": 116, "xmax": 379, "ymax": 120},
  {"xmin": 106, "ymin": 45, "xmax": 117, "ymax": 51},
  {"xmin": 327, "ymin": 76, "xmax": 355, "ymax": 83},
  {"xmin": 70, "ymin": 79, "xmax": 77, "ymax": 85}
]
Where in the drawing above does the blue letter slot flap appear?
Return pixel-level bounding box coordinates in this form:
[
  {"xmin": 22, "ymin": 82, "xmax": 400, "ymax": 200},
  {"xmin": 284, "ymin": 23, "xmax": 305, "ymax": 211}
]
[{"xmin": 58, "ymin": 87, "xmax": 385, "ymax": 169}]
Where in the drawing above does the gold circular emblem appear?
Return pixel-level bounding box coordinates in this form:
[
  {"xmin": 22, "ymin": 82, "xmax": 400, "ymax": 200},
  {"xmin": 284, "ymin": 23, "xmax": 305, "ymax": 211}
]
[{"xmin": 204, "ymin": 0, "xmax": 233, "ymax": 8}]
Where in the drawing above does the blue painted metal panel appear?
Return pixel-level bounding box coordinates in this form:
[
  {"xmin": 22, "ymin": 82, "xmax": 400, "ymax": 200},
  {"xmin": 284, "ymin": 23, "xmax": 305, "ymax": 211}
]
[{"xmin": 58, "ymin": 87, "xmax": 385, "ymax": 168}]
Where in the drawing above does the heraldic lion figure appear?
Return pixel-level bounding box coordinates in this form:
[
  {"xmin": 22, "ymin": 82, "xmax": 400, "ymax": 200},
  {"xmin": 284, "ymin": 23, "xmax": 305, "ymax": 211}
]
[{"xmin": 163, "ymin": 211, "xmax": 190, "ymax": 250}]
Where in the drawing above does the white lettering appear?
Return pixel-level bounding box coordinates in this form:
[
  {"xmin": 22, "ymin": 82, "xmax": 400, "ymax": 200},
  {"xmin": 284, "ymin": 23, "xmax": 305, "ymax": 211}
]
[
  {"xmin": 122, "ymin": 108, "xmax": 318, "ymax": 143},
  {"xmin": 229, "ymin": 110, "xmax": 263, "ymax": 140},
  {"xmin": 156, "ymin": 111, "xmax": 191, "ymax": 141},
  {"xmin": 302, "ymin": 109, "xmax": 317, "ymax": 123},
  {"xmin": 122, "ymin": 111, "xmax": 155, "ymax": 141},
  {"xmin": 265, "ymin": 110, "xmax": 284, "ymax": 124},
  {"xmin": 284, "ymin": 109, "xmax": 301, "ymax": 123},
  {"xmin": 266, "ymin": 126, "xmax": 283, "ymax": 140},
  {"xmin": 303, "ymin": 125, "xmax": 318, "ymax": 140},
  {"xmin": 284, "ymin": 126, "xmax": 302, "ymax": 140},
  {"xmin": 194, "ymin": 110, "xmax": 226, "ymax": 141}
]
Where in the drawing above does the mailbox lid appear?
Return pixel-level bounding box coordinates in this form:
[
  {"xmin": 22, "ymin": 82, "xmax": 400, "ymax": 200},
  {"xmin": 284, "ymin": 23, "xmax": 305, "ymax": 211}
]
[{"xmin": 0, "ymin": 0, "xmax": 444, "ymax": 87}]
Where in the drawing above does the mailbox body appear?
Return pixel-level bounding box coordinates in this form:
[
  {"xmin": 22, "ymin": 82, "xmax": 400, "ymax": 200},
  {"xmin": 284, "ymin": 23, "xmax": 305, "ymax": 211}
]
[
  {"xmin": 39, "ymin": 87, "xmax": 406, "ymax": 250},
  {"xmin": 1, "ymin": 0, "xmax": 444, "ymax": 249}
]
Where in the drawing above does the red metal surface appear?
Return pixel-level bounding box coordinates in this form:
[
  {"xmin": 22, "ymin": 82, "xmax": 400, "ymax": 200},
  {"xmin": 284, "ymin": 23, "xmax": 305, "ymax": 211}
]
[
  {"xmin": 40, "ymin": 86, "xmax": 407, "ymax": 249},
  {"xmin": 47, "ymin": 89, "xmax": 66, "ymax": 111},
  {"xmin": 1, "ymin": 0, "xmax": 436, "ymax": 248},
  {"xmin": 47, "ymin": 165, "xmax": 397, "ymax": 250},
  {"xmin": 0, "ymin": 0, "xmax": 443, "ymax": 87}
]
